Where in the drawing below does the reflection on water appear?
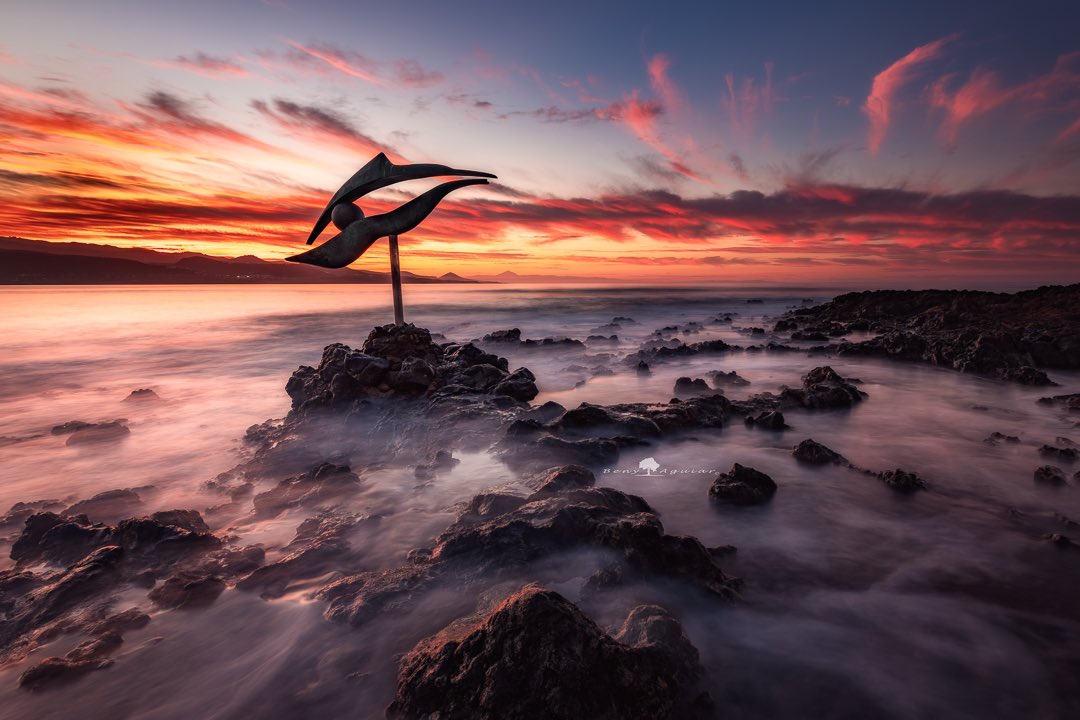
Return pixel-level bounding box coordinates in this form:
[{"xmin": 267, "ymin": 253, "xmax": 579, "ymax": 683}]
[{"xmin": 1, "ymin": 284, "xmax": 1079, "ymax": 719}]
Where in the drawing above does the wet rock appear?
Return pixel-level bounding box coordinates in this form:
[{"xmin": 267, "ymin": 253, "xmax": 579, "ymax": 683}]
[
  {"xmin": 391, "ymin": 357, "xmax": 435, "ymax": 393},
  {"xmin": 1042, "ymin": 533, "xmax": 1079, "ymax": 549},
  {"xmin": 586, "ymin": 334, "xmax": 619, "ymax": 344},
  {"xmin": 481, "ymin": 328, "xmax": 522, "ymax": 343},
  {"xmin": 673, "ymin": 377, "xmax": 713, "ymax": 397},
  {"xmin": 492, "ymin": 367, "xmax": 539, "ymax": 401},
  {"xmin": 149, "ymin": 509, "xmax": 210, "ymax": 534},
  {"xmin": 784, "ymin": 286, "xmax": 1080, "ymax": 384},
  {"xmin": 323, "ymin": 479, "xmax": 739, "ymax": 627},
  {"xmin": 64, "ymin": 421, "xmax": 130, "ymax": 446},
  {"xmin": 999, "ymin": 366, "xmax": 1055, "ymax": 386},
  {"xmin": 252, "ymin": 463, "xmax": 362, "ymax": 517},
  {"xmin": 387, "ymin": 586, "xmax": 704, "ymax": 720},
  {"xmin": 1038, "ymin": 393, "xmax": 1080, "ymax": 410},
  {"xmin": 148, "ymin": 570, "xmax": 225, "ymax": 609},
  {"xmin": 792, "ymin": 330, "xmax": 829, "ymax": 341},
  {"xmin": 62, "ymin": 488, "xmax": 143, "ymax": 521},
  {"xmin": 414, "ymin": 450, "xmax": 460, "ymax": 479},
  {"xmin": 237, "ymin": 513, "xmax": 362, "ymax": 598},
  {"xmin": 124, "ymin": 388, "xmax": 160, "ymax": 402},
  {"xmin": 286, "ymin": 325, "xmax": 531, "ymax": 411},
  {"xmin": 636, "ymin": 360, "xmax": 651, "ymax": 374},
  {"xmin": 0, "ymin": 500, "xmax": 65, "ymax": 532},
  {"xmin": 711, "ymin": 370, "xmax": 750, "ymax": 386},
  {"xmin": 528, "ymin": 465, "xmax": 595, "ymax": 494},
  {"xmin": 456, "ymin": 493, "xmax": 528, "ymax": 525},
  {"xmin": 526, "ymin": 401, "xmax": 566, "ymax": 423},
  {"xmin": 18, "ymin": 632, "xmax": 123, "ymax": 691},
  {"xmin": 50, "ymin": 420, "xmax": 93, "ymax": 435},
  {"xmin": 10, "ymin": 546, "xmax": 124, "ymax": 638},
  {"xmin": 984, "ymin": 432, "xmax": 1021, "ymax": 445},
  {"xmin": 1034, "ymin": 465, "xmax": 1068, "ymax": 485},
  {"xmin": 1039, "ymin": 445, "xmax": 1077, "ymax": 462},
  {"xmin": 781, "ymin": 366, "xmax": 866, "ymax": 409},
  {"xmin": 773, "ymin": 319, "xmax": 798, "ymax": 332},
  {"xmin": 792, "ymin": 439, "xmax": 847, "ymax": 465},
  {"xmin": 88, "ymin": 607, "xmax": 151, "ymax": 637},
  {"xmin": 745, "ymin": 410, "xmax": 788, "ymax": 430},
  {"xmin": 879, "ymin": 468, "xmax": 927, "ymax": 493},
  {"xmin": 708, "ymin": 463, "xmax": 777, "ymax": 505}
]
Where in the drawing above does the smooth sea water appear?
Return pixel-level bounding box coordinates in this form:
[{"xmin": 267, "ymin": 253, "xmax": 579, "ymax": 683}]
[{"xmin": 1, "ymin": 284, "xmax": 1078, "ymax": 719}]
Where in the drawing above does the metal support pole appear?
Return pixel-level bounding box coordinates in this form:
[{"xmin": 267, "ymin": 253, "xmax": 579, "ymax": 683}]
[{"xmin": 388, "ymin": 234, "xmax": 405, "ymax": 326}]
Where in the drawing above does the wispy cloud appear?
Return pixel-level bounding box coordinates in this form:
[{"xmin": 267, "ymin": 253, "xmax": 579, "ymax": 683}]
[
  {"xmin": 864, "ymin": 35, "xmax": 956, "ymax": 154},
  {"xmin": 153, "ymin": 52, "xmax": 249, "ymax": 78},
  {"xmin": 251, "ymin": 98, "xmax": 394, "ymax": 157}
]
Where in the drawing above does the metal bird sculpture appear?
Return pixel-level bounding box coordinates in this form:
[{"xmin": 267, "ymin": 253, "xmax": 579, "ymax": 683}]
[{"xmin": 286, "ymin": 152, "xmax": 495, "ymax": 325}]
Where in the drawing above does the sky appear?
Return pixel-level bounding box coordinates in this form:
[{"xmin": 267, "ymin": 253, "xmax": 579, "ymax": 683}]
[{"xmin": 0, "ymin": 0, "xmax": 1078, "ymax": 287}]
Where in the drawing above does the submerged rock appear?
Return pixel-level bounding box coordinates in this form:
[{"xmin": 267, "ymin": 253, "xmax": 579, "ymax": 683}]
[
  {"xmin": 711, "ymin": 370, "xmax": 750, "ymax": 386},
  {"xmin": 148, "ymin": 571, "xmax": 225, "ymax": 609},
  {"xmin": 322, "ymin": 470, "xmax": 740, "ymax": 627},
  {"xmin": 792, "ymin": 438, "xmax": 847, "ymax": 465},
  {"xmin": 1034, "ymin": 465, "xmax": 1068, "ymax": 485},
  {"xmin": 745, "ymin": 410, "xmax": 788, "ymax": 430},
  {"xmin": 123, "ymin": 388, "xmax": 160, "ymax": 402},
  {"xmin": 64, "ymin": 421, "xmax": 130, "ymax": 446},
  {"xmin": 1039, "ymin": 445, "xmax": 1077, "ymax": 462},
  {"xmin": 708, "ymin": 463, "xmax": 777, "ymax": 505},
  {"xmin": 387, "ymin": 586, "xmax": 705, "ymax": 720},
  {"xmin": 18, "ymin": 632, "xmax": 123, "ymax": 692},
  {"xmin": 252, "ymin": 463, "xmax": 362, "ymax": 518},
  {"xmin": 62, "ymin": 488, "xmax": 143, "ymax": 521},
  {"xmin": 780, "ymin": 366, "xmax": 866, "ymax": 409},
  {"xmin": 878, "ymin": 468, "xmax": 927, "ymax": 493},
  {"xmin": 673, "ymin": 377, "xmax": 713, "ymax": 397}
]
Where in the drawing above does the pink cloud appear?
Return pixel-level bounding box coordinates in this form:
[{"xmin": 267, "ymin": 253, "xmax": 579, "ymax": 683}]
[
  {"xmin": 863, "ymin": 35, "xmax": 956, "ymax": 154},
  {"xmin": 647, "ymin": 54, "xmax": 682, "ymax": 113},
  {"xmin": 721, "ymin": 63, "xmax": 775, "ymax": 144},
  {"xmin": 154, "ymin": 52, "xmax": 249, "ymax": 79},
  {"xmin": 930, "ymin": 52, "xmax": 1080, "ymax": 147},
  {"xmin": 285, "ymin": 40, "xmax": 385, "ymax": 85}
]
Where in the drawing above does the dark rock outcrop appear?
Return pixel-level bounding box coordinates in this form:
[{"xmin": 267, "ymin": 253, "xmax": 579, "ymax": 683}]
[
  {"xmin": 321, "ymin": 473, "xmax": 740, "ymax": 627},
  {"xmin": 780, "ymin": 366, "xmax": 866, "ymax": 409},
  {"xmin": 878, "ymin": 468, "xmax": 927, "ymax": 493},
  {"xmin": 708, "ymin": 463, "xmax": 777, "ymax": 505},
  {"xmin": 1034, "ymin": 465, "xmax": 1068, "ymax": 485},
  {"xmin": 792, "ymin": 438, "xmax": 847, "ymax": 465},
  {"xmin": 386, "ymin": 586, "xmax": 704, "ymax": 720},
  {"xmin": 285, "ymin": 324, "xmax": 537, "ymax": 412},
  {"xmin": 745, "ymin": 410, "xmax": 788, "ymax": 430},
  {"xmin": 252, "ymin": 463, "xmax": 362, "ymax": 518},
  {"xmin": 778, "ymin": 286, "xmax": 1080, "ymax": 384},
  {"xmin": 673, "ymin": 377, "xmax": 713, "ymax": 396}
]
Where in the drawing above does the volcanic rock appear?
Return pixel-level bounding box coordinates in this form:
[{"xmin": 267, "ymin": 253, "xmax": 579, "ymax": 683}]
[
  {"xmin": 792, "ymin": 438, "xmax": 847, "ymax": 465},
  {"xmin": 386, "ymin": 586, "xmax": 704, "ymax": 720},
  {"xmin": 708, "ymin": 463, "xmax": 777, "ymax": 505}
]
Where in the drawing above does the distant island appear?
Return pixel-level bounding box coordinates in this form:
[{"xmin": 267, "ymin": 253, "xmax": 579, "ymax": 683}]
[{"xmin": 0, "ymin": 237, "xmax": 482, "ymax": 285}]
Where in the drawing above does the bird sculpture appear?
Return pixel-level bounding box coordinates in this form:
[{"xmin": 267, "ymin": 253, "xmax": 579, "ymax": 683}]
[{"xmin": 287, "ymin": 152, "xmax": 495, "ymax": 324}]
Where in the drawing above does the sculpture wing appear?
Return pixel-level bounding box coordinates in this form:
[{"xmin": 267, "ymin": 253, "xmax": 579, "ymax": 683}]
[
  {"xmin": 288, "ymin": 178, "xmax": 488, "ymax": 268},
  {"xmin": 305, "ymin": 153, "xmax": 497, "ymax": 245}
]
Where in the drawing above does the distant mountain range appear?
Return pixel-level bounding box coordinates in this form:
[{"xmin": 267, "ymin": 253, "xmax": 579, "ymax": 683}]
[{"xmin": 0, "ymin": 237, "xmax": 482, "ymax": 285}]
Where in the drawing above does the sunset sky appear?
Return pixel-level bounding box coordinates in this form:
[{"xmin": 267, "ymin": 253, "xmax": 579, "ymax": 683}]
[{"xmin": 1, "ymin": 0, "xmax": 1078, "ymax": 286}]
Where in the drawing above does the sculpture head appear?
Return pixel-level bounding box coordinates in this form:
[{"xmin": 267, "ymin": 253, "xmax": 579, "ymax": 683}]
[{"xmin": 331, "ymin": 202, "xmax": 364, "ymax": 230}]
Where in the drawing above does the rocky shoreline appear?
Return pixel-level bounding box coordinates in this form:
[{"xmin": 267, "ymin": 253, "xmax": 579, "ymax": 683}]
[{"xmin": 2, "ymin": 283, "xmax": 1079, "ymax": 716}]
